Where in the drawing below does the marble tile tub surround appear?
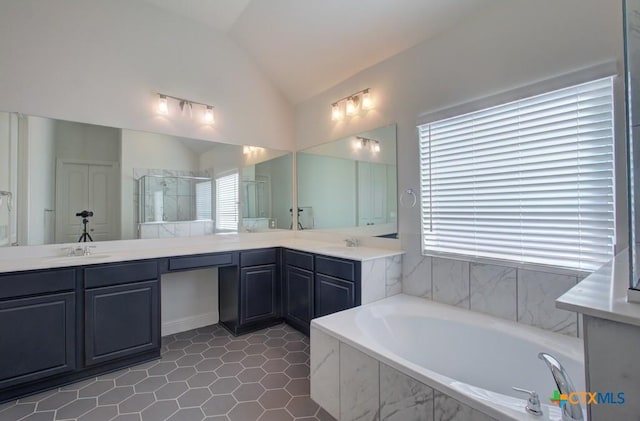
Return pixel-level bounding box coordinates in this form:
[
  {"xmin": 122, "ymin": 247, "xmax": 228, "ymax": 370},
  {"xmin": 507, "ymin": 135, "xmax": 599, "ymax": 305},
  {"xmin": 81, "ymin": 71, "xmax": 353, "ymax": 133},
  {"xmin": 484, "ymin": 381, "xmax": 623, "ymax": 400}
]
[
  {"xmin": 361, "ymin": 254, "xmax": 403, "ymax": 304},
  {"xmin": 0, "ymin": 323, "xmax": 335, "ymax": 421},
  {"xmin": 310, "ymin": 327, "xmax": 496, "ymax": 421},
  {"xmin": 402, "ymin": 235, "xmax": 581, "ymax": 336}
]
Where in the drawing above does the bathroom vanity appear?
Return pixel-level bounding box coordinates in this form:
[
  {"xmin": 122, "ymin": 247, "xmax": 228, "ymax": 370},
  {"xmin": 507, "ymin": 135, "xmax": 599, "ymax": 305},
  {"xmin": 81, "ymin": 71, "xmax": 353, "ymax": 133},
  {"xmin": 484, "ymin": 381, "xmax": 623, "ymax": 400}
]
[{"xmin": 0, "ymin": 235, "xmax": 400, "ymax": 403}]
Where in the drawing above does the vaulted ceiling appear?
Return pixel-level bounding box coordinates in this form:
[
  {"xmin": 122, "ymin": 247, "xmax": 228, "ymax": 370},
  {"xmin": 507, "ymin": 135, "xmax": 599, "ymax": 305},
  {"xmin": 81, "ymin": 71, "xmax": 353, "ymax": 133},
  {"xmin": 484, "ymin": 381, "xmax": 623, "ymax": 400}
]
[{"xmin": 139, "ymin": 0, "xmax": 504, "ymax": 104}]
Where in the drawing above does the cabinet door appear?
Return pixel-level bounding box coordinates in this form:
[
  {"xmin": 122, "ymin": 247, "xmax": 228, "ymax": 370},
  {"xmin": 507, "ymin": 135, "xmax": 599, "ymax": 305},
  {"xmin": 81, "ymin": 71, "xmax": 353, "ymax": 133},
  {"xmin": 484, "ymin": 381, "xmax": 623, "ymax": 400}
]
[
  {"xmin": 284, "ymin": 266, "xmax": 313, "ymax": 333},
  {"xmin": 0, "ymin": 292, "xmax": 76, "ymax": 389},
  {"xmin": 85, "ymin": 280, "xmax": 159, "ymax": 366},
  {"xmin": 240, "ymin": 264, "xmax": 278, "ymax": 324},
  {"xmin": 314, "ymin": 274, "xmax": 356, "ymax": 318}
]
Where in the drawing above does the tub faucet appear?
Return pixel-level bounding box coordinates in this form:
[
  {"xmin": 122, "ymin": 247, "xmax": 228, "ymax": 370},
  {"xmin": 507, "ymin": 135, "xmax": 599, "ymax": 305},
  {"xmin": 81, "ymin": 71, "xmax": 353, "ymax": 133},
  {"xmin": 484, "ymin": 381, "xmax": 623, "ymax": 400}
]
[{"xmin": 538, "ymin": 352, "xmax": 583, "ymax": 421}]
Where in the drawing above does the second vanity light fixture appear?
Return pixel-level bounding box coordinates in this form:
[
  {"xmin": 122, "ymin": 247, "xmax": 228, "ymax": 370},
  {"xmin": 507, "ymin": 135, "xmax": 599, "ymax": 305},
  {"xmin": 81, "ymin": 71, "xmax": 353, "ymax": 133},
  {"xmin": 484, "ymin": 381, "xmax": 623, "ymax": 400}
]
[
  {"xmin": 355, "ymin": 136, "xmax": 381, "ymax": 153},
  {"xmin": 331, "ymin": 88, "xmax": 373, "ymax": 121},
  {"xmin": 157, "ymin": 93, "xmax": 215, "ymax": 124}
]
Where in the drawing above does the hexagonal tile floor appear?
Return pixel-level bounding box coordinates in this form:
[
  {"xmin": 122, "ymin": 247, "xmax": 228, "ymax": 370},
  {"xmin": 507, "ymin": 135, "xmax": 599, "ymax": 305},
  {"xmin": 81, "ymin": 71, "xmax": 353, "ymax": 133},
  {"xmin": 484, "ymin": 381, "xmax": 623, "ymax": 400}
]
[{"xmin": 0, "ymin": 324, "xmax": 335, "ymax": 421}]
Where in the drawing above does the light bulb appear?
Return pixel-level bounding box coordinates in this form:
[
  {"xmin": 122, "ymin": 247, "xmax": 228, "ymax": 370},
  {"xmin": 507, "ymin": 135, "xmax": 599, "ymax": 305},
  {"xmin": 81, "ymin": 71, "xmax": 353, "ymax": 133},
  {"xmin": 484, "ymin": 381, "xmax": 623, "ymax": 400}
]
[
  {"xmin": 373, "ymin": 142, "xmax": 381, "ymax": 153},
  {"xmin": 362, "ymin": 90, "xmax": 372, "ymax": 110},
  {"xmin": 355, "ymin": 139, "xmax": 363, "ymax": 149},
  {"xmin": 331, "ymin": 103, "xmax": 341, "ymax": 121},
  {"xmin": 158, "ymin": 95, "xmax": 168, "ymax": 115},
  {"xmin": 205, "ymin": 106, "xmax": 214, "ymax": 123},
  {"xmin": 346, "ymin": 97, "xmax": 356, "ymax": 115}
]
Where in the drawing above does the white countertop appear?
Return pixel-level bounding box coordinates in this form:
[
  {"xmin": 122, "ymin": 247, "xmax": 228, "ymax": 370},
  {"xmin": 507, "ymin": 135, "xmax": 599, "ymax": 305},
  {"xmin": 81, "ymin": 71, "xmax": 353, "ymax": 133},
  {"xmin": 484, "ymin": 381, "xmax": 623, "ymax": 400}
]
[
  {"xmin": 556, "ymin": 249, "xmax": 640, "ymax": 327},
  {"xmin": 0, "ymin": 232, "xmax": 404, "ymax": 273}
]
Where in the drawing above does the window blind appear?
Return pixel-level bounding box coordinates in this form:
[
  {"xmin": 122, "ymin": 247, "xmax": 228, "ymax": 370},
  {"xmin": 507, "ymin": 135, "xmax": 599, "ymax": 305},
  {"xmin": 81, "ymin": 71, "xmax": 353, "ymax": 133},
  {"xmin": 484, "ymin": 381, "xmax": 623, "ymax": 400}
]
[
  {"xmin": 419, "ymin": 77, "xmax": 615, "ymax": 272},
  {"xmin": 195, "ymin": 180, "xmax": 212, "ymax": 220},
  {"xmin": 216, "ymin": 172, "xmax": 239, "ymax": 231}
]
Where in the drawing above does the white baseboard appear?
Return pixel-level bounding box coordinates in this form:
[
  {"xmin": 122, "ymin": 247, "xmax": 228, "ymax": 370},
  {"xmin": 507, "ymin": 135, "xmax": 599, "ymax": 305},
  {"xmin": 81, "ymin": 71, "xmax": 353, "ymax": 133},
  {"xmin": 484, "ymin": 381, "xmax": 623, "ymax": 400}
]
[{"xmin": 162, "ymin": 311, "xmax": 219, "ymax": 336}]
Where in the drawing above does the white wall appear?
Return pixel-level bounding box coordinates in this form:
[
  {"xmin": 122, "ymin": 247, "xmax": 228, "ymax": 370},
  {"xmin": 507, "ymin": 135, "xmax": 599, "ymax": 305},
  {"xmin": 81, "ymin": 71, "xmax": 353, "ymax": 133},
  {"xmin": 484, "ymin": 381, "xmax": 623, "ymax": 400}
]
[
  {"xmin": 0, "ymin": 0, "xmax": 294, "ymax": 151},
  {"xmin": 25, "ymin": 117, "xmax": 56, "ymax": 245},
  {"xmin": 295, "ymin": 0, "xmax": 625, "ymax": 329},
  {"xmin": 161, "ymin": 269, "xmax": 218, "ymax": 336}
]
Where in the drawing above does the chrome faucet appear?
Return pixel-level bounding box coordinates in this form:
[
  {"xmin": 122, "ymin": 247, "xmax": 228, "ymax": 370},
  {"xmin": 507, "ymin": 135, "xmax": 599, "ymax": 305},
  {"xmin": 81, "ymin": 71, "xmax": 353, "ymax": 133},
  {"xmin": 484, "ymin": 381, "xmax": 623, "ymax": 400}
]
[
  {"xmin": 538, "ymin": 352, "xmax": 583, "ymax": 421},
  {"xmin": 344, "ymin": 237, "xmax": 358, "ymax": 247},
  {"xmin": 512, "ymin": 387, "xmax": 542, "ymax": 416}
]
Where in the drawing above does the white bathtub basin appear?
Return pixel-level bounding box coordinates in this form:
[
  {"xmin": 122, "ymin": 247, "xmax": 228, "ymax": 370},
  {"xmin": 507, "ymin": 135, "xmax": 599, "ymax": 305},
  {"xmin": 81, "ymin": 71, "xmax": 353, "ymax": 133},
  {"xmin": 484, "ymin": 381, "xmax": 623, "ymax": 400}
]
[{"xmin": 311, "ymin": 294, "xmax": 585, "ymax": 420}]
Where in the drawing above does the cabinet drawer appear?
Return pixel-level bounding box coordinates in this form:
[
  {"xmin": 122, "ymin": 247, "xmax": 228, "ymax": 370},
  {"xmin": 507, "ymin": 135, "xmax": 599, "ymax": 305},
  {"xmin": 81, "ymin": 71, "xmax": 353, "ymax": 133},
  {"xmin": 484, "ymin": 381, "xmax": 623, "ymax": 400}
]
[
  {"xmin": 315, "ymin": 256, "xmax": 355, "ymax": 281},
  {"xmin": 0, "ymin": 269, "xmax": 75, "ymax": 300},
  {"xmin": 285, "ymin": 249, "xmax": 313, "ymax": 271},
  {"xmin": 241, "ymin": 249, "xmax": 278, "ymax": 267},
  {"xmin": 84, "ymin": 261, "xmax": 158, "ymax": 289},
  {"xmin": 168, "ymin": 253, "xmax": 233, "ymax": 271}
]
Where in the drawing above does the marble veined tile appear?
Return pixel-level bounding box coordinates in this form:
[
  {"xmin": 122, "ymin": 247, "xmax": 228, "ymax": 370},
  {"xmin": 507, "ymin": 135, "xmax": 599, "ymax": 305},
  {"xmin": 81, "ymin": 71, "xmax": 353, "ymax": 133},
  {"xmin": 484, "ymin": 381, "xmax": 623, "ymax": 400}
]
[
  {"xmin": 362, "ymin": 258, "xmax": 386, "ymax": 305},
  {"xmin": 432, "ymin": 258, "xmax": 469, "ymax": 309},
  {"xmin": 402, "ymin": 251, "xmax": 432, "ymax": 299},
  {"xmin": 517, "ymin": 269, "xmax": 578, "ymax": 336},
  {"xmin": 339, "ymin": 343, "xmax": 379, "ymax": 421},
  {"xmin": 139, "ymin": 224, "xmax": 159, "ymax": 239},
  {"xmin": 380, "ymin": 363, "xmax": 433, "ymax": 421},
  {"xmin": 310, "ymin": 327, "xmax": 339, "ymax": 420},
  {"xmin": 385, "ymin": 255, "xmax": 402, "ymax": 297},
  {"xmin": 174, "ymin": 222, "xmax": 190, "ymax": 238},
  {"xmin": 434, "ymin": 391, "xmax": 496, "ymax": 421},
  {"xmin": 158, "ymin": 223, "xmax": 176, "ymax": 238},
  {"xmin": 470, "ymin": 263, "xmax": 517, "ymax": 321}
]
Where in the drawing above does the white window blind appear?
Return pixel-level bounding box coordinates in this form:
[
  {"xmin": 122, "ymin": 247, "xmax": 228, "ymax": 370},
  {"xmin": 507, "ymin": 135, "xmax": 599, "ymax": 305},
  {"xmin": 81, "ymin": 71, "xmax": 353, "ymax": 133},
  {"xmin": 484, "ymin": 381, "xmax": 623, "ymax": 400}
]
[
  {"xmin": 419, "ymin": 77, "xmax": 615, "ymax": 272},
  {"xmin": 216, "ymin": 172, "xmax": 239, "ymax": 231},
  {"xmin": 195, "ymin": 180, "xmax": 212, "ymax": 220}
]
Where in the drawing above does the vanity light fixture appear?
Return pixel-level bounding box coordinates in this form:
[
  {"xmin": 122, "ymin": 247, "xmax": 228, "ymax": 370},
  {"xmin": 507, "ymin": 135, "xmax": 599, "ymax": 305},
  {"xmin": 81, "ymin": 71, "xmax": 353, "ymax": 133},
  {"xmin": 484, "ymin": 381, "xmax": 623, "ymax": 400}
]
[
  {"xmin": 330, "ymin": 88, "xmax": 373, "ymax": 121},
  {"xmin": 156, "ymin": 93, "xmax": 215, "ymax": 124},
  {"xmin": 205, "ymin": 106, "xmax": 214, "ymax": 123},
  {"xmin": 345, "ymin": 97, "xmax": 357, "ymax": 116},
  {"xmin": 362, "ymin": 89, "xmax": 372, "ymax": 110},
  {"xmin": 355, "ymin": 136, "xmax": 381, "ymax": 153},
  {"xmin": 158, "ymin": 95, "xmax": 169, "ymax": 115},
  {"xmin": 331, "ymin": 103, "xmax": 342, "ymax": 121}
]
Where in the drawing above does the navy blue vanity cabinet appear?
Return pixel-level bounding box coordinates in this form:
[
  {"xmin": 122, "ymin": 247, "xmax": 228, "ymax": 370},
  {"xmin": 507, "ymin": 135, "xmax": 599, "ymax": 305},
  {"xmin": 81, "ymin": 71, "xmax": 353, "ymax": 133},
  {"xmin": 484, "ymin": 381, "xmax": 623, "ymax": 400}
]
[
  {"xmin": 314, "ymin": 255, "xmax": 361, "ymax": 318},
  {"xmin": 283, "ymin": 250, "xmax": 361, "ymax": 335},
  {"xmin": 283, "ymin": 250, "xmax": 314, "ymax": 335},
  {"xmin": 0, "ymin": 269, "xmax": 76, "ymax": 390},
  {"xmin": 83, "ymin": 261, "xmax": 160, "ymax": 366},
  {"xmin": 219, "ymin": 249, "xmax": 281, "ymax": 335}
]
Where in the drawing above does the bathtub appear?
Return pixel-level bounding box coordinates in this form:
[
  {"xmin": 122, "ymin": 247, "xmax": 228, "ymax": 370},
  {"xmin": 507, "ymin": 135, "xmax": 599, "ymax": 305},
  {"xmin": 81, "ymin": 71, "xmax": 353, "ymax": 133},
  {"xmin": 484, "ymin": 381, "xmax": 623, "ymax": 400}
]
[{"xmin": 310, "ymin": 294, "xmax": 584, "ymax": 421}]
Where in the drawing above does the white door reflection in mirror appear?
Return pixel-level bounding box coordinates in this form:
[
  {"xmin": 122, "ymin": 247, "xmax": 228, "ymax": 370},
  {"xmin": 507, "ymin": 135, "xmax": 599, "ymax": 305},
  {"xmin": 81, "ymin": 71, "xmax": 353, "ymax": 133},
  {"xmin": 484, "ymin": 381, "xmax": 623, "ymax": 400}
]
[{"xmin": 55, "ymin": 161, "xmax": 117, "ymax": 243}]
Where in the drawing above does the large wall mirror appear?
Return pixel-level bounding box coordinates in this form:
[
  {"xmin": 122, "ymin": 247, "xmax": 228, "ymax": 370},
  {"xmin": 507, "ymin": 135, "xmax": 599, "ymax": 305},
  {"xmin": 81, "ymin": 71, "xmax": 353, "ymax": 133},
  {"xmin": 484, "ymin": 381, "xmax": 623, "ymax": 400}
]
[
  {"xmin": 296, "ymin": 124, "xmax": 397, "ymax": 238},
  {"xmin": 0, "ymin": 111, "xmax": 292, "ymax": 246}
]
